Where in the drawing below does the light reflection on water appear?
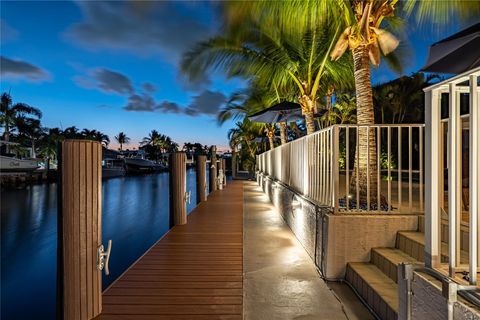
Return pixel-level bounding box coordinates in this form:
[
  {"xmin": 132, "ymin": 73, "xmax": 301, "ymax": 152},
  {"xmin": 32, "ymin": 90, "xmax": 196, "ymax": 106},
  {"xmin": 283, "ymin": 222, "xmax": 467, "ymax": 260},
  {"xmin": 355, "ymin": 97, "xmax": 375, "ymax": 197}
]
[{"xmin": 1, "ymin": 168, "xmax": 206, "ymax": 320}]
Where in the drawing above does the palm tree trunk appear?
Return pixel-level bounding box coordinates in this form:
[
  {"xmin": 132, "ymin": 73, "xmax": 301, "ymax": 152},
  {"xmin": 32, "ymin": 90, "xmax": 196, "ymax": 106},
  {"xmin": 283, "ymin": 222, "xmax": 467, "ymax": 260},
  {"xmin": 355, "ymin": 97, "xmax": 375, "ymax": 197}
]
[
  {"xmin": 268, "ymin": 135, "xmax": 274, "ymax": 150},
  {"xmin": 351, "ymin": 46, "xmax": 378, "ymax": 206},
  {"xmin": 31, "ymin": 140, "xmax": 36, "ymax": 158},
  {"xmin": 279, "ymin": 122, "xmax": 287, "ymax": 144},
  {"xmin": 4, "ymin": 125, "xmax": 10, "ymax": 153},
  {"xmin": 304, "ymin": 111, "xmax": 315, "ymax": 135}
]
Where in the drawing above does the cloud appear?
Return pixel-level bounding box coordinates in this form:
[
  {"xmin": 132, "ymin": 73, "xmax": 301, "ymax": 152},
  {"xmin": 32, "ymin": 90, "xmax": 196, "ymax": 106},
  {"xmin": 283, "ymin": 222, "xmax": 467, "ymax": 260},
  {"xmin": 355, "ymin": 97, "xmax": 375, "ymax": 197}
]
[
  {"xmin": 142, "ymin": 82, "xmax": 157, "ymax": 93},
  {"xmin": 184, "ymin": 90, "xmax": 226, "ymax": 116},
  {"xmin": 124, "ymin": 93, "xmax": 157, "ymax": 112},
  {"xmin": 74, "ymin": 67, "xmax": 134, "ymax": 95},
  {"xmin": 0, "ymin": 56, "xmax": 51, "ymax": 82},
  {"xmin": 1, "ymin": 20, "xmax": 19, "ymax": 43},
  {"xmin": 156, "ymin": 101, "xmax": 181, "ymax": 114},
  {"xmin": 124, "ymin": 90, "xmax": 226, "ymax": 117},
  {"xmin": 64, "ymin": 1, "xmax": 213, "ymax": 61}
]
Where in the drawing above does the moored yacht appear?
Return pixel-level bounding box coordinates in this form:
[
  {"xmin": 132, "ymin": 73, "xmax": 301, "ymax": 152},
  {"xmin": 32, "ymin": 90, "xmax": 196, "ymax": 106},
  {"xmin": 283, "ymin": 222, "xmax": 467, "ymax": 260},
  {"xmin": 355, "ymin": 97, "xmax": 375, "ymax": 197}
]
[{"xmin": 0, "ymin": 141, "xmax": 40, "ymax": 172}]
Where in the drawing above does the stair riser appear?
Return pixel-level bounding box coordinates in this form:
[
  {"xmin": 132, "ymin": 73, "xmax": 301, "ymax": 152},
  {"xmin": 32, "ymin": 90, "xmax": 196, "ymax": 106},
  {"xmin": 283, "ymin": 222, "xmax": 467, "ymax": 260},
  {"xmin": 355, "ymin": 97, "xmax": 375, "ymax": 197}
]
[
  {"xmin": 440, "ymin": 222, "xmax": 470, "ymax": 252},
  {"xmin": 346, "ymin": 265, "xmax": 398, "ymax": 320},
  {"xmin": 371, "ymin": 250, "xmax": 398, "ymax": 283},
  {"xmin": 419, "ymin": 216, "xmax": 470, "ymax": 252},
  {"xmin": 396, "ymin": 234, "xmax": 425, "ymax": 263}
]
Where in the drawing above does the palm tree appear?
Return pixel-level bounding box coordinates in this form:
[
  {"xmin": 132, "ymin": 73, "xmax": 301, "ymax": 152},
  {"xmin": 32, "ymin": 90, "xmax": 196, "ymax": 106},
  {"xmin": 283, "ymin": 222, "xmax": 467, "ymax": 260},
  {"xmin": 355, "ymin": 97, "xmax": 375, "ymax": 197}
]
[
  {"xmin": 228, "ymin": 120, "xmax": 264, "ymax": 174},
  {"xmin": 0, "ymin": 92, "xmax": 42, "ymax": 152},
  {"xmin": 15, "ymin": 117, "xmax": 43, "ymax": 158},
  {"xmin": 39, "ymin": 128, "xmax": 63, "ymax": 173},
  {"xmin": 114, "ymin": 132, "xmax": 130, "ymax": 150},
  {"xmin": 220, "ymin": 0, "xmax": 479, "ymax": 204},
  {"xmin": 182, "ymin": 19, "xmax": 353, "ymax": 135}
]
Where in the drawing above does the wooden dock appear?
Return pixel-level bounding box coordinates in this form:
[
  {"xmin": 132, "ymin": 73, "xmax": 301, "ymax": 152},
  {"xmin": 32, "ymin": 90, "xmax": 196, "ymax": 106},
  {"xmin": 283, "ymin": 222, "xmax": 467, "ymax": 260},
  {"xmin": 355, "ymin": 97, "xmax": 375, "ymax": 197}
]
[{"xmin": 95, "ymin": 180, "xmax": 244, "ymax": 320}]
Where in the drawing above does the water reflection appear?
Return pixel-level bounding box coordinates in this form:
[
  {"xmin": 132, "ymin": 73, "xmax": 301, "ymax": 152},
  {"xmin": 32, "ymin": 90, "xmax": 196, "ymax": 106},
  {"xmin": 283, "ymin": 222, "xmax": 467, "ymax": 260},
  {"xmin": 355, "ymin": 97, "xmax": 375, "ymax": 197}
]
[{"xmin": 1, "ymin": 168, "xmax": 204, "ymax": 320}]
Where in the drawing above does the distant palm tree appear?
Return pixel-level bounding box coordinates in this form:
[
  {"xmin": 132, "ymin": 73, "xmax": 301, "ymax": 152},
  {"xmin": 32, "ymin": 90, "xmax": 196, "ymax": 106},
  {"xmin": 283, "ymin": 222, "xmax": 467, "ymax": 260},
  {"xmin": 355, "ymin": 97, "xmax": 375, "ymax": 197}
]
[
  {"xmin": 114, "ymin": 132, "xmax": 130, "ymax": 150},
  {"xmin": 0, "ymin": 92, "xmax": 42, "ymax": 152},
  {"xmin": 16, "ymin": 117, "xmax": 43, "ymax": 158},
  {"xmin": 39, "ymin": 128, "xmax": 63, "ymax": 172},
  {"xmin": 63, "ymin": 126, "xmax": 80, "ymax": 139}
]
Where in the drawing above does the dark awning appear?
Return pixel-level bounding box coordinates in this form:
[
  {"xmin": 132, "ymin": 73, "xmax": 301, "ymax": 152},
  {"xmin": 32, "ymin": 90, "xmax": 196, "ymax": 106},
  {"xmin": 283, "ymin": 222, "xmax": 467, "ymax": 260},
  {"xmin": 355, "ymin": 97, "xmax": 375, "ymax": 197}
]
[
  {"xmin": 422, "ymin": 23, "xmax": 480, "ymax": 74},
  {"xmin": 248, "ymin": 101, "xmax": 302, "ymax": 124}
]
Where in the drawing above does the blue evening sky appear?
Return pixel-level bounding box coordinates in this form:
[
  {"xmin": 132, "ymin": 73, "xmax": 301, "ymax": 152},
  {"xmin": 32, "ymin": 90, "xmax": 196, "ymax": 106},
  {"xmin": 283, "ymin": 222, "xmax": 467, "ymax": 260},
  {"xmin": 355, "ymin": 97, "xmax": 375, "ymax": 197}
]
[{"xmin": 0, "ymin": 1, "xmax": 475, "ymax": 150}]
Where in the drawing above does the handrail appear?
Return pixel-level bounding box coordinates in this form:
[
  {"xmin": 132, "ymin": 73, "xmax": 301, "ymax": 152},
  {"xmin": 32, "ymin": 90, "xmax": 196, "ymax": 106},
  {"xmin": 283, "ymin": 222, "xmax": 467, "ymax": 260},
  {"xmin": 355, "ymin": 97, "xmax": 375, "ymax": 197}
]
[{"xmin": 257, "ymin": 123, "xmax": 425, "ymax": 213}]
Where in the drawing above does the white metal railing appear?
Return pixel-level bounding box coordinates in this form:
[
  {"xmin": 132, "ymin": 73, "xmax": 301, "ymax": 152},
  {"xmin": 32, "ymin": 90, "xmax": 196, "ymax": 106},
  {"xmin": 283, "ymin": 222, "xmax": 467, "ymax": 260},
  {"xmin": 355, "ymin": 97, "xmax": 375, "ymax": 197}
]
[
  {"xmin": 424, "ymin": 66, "xmax": 480, "ymax": 286},
  {"xmin": 257, "ymin": 123, "xmax": 425, "ymax": 214}
]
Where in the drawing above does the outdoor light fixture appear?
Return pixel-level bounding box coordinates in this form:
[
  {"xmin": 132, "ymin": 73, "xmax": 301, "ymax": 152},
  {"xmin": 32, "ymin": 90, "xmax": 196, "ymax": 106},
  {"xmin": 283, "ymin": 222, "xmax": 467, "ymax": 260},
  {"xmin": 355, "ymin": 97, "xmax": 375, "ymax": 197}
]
[{"xmin": 292, "ymin": 195, "xmax": 302, "ymax": 209}]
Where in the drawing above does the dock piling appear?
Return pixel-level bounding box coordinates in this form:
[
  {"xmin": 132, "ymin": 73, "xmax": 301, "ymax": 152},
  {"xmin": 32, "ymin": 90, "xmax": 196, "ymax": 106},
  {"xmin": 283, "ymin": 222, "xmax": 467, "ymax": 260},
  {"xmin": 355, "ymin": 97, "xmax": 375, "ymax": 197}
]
[
  {"xmin": 195, "ymin": 154, "xmax": 207, "ymax": 203},
  {"xmin": 222, "ymin": 158, "xmax": 227, "ymax": 187},
  {"xmin": 218, "ymin": 157, "xmax": 224, "ymax": 190},
  {"xmin": 209, "ymin": 146, "xmax": 217, "ymax": 193},
  {"xmin": 57, "ymin": 140, "xmax": 103, "ymax": 320},
  {"xmin": 169, "ymin": 152, "xmax": 187, "ymax": 227}
]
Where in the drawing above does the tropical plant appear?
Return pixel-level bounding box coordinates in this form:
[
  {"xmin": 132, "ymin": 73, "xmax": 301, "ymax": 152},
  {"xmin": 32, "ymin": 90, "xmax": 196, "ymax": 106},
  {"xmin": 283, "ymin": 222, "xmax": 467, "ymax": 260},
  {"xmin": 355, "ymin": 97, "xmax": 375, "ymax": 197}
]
[
  {"xmin": 0, "ymin": 92, "xmax": 42, "ymax": 152},
  {"xmin": 320, "ymin": 93, "xmax": 357, "ymax": 127},
  {"xmin": 182, "ymin": 16, "xmax": 354, "ymax": 135},
  {"xmin": 227, "ymin": 120, "xmax": 264, "ymax": 174},
  {"xmin": 114, "ymin": 132, "xmax": 130, "ymax": 151},
  {"xmin": 373, "ymin": 72, "xmax": 440, "ymax": 124},
  {"xmin": 15, "ymin": 117, "xmax": 43, "ymax": 158},
  {"xmin": 141, "ymin": 130, "xmax": 178, "ymax": 160},
  {"xmin": 220, "ymin": 0, "xmax": 479, "ymax": 205},
  {"xmin": 38, "ymin": 128, "xmax": 63, "ymax": 172}
]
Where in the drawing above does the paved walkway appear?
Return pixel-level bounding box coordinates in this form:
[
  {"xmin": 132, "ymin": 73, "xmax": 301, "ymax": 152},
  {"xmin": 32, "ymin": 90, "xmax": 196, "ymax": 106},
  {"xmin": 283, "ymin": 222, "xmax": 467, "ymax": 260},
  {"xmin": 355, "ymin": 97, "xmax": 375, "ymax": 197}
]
[{"xmin": 243, "ymin": 181, "xmax": 373, "ymax": 320}]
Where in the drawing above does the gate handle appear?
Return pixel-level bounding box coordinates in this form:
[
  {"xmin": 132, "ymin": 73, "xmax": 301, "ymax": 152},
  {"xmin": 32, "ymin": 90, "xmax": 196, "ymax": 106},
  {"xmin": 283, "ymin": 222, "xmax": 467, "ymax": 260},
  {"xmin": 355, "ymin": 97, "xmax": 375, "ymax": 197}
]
[{"xmin": 97, "ymin": 240, "xmax": 112, "ymax": 275}]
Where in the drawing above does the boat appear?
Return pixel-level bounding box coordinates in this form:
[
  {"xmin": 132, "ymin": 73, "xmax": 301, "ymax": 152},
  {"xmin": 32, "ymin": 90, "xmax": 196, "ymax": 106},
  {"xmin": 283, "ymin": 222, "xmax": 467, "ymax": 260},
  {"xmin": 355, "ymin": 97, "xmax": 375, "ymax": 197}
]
[
  {"xmin": 0, "ymin": 141, "xmax": 40, "ymax": 172},
  {"xmin": 0, "ymin": 156, "xmax": 40, "ymax": 172},
  {"xmin": 121, "ymin": 150, "xmax": 166, "ymax": 174},
  {"xmin": 102, "ymin": 158, "xmax": 126, "ymax": 179}
]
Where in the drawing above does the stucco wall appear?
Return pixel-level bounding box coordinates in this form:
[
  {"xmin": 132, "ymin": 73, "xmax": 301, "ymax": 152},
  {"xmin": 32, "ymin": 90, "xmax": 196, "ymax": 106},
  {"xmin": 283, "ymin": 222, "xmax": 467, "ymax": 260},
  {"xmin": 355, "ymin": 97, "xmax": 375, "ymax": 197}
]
[{"xmin": 257, "ymin": 172, "xmax": 419, "ymax": 279}]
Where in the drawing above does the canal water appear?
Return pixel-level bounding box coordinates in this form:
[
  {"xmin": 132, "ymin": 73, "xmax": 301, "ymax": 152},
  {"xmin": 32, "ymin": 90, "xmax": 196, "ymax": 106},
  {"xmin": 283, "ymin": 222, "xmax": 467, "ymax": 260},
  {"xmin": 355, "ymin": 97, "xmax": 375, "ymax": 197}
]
[{"xmin": 1, "ymin": 168, "xmax": 207, "ymax": 320}]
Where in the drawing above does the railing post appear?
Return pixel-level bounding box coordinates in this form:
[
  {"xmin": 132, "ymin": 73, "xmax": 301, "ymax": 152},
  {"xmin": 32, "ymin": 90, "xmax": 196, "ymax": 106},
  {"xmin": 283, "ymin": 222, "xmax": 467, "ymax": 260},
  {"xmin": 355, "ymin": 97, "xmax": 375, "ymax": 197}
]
[
  {"xmin": 58, "ymin": 140, "xmax": 103, "ymax": 320},
  {"xmin": 169, "ymin": 152, "xmax": 187, "ymax": 228},
  {"xmin": 448, "ymin": 82, "xmax": 461, "ymax": 276},
  {"xmin": 425, "ymin": 89, "xmax": 441, "ymax": 268},
  {"xmin": 209, "ymin": 146, "xmax": 217, "ymax": 193},
  {"xmin": 332, "ymin": 126, "xmax": 340, "ymax": 213},
  {"xmin": 195, "ymin": 155, "xmax": 207, "ymax": 204},
  {"xmin": 469, "ymin": 73, "xmax": 479, "ymax": 284}
]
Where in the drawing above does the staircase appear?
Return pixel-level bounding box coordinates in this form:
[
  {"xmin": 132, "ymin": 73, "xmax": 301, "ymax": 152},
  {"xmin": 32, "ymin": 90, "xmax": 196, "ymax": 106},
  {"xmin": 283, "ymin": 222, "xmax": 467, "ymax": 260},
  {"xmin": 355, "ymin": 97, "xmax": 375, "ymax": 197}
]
[{"xmin": 345, "ymin": 215, "xmax": 472, "ymax": 320}]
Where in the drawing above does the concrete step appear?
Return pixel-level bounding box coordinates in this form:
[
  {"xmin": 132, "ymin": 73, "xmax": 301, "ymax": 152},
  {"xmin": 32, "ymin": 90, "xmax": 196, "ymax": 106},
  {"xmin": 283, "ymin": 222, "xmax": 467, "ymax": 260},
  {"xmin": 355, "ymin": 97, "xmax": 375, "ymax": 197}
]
[
  {"xmin": 371, "ymin": 248, "xmax": 421, "ymax": 283},
  {"xmin": 396, "ymin": 231, "xmax": 470, "ymax": 264},
  {"xmin": 346, "ymin": 262, "xmax": 398, "ymax": 320}
]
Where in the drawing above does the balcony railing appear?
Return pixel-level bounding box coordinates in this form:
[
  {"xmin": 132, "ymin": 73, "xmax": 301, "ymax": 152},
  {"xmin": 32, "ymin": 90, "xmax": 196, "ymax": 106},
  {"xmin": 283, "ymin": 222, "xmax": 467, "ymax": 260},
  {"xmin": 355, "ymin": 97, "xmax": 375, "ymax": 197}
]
[{"xmin": 257, "ymin": 124, "xmax": 425, "ymax": 213}]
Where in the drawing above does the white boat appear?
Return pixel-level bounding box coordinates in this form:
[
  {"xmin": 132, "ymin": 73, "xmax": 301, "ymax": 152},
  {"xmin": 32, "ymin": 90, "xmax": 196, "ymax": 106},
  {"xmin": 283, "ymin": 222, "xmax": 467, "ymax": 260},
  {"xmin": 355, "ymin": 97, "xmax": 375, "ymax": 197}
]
[
  {"xmin": 0, "ymin": 155, "xmax": 39, "ymax": 172},
  {"xmin": 0, "ymin": 141, "xmax": 40, "ymax": 172}
]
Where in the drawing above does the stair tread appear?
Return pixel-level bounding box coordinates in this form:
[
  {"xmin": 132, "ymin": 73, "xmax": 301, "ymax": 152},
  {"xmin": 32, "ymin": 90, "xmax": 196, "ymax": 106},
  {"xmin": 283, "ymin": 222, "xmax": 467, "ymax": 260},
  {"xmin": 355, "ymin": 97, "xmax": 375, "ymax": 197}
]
[
  {"xmin": 348, "ymin": 262, "xmax": 398, "ymax": 312},
  {"xmin": 397, "ymin": 231, "xmax": 470, "ymax": 262},
  {"xmin": 373, "ymin": 247, "xmax": 421, "ymax": 265}
]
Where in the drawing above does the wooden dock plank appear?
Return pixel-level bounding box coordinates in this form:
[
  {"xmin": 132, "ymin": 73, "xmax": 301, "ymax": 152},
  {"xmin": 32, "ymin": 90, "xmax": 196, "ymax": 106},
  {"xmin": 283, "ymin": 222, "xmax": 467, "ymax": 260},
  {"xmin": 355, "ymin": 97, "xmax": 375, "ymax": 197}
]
[{"xmin": 96, "ymin": 180, "xmax": 243, "ymax": 319}]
